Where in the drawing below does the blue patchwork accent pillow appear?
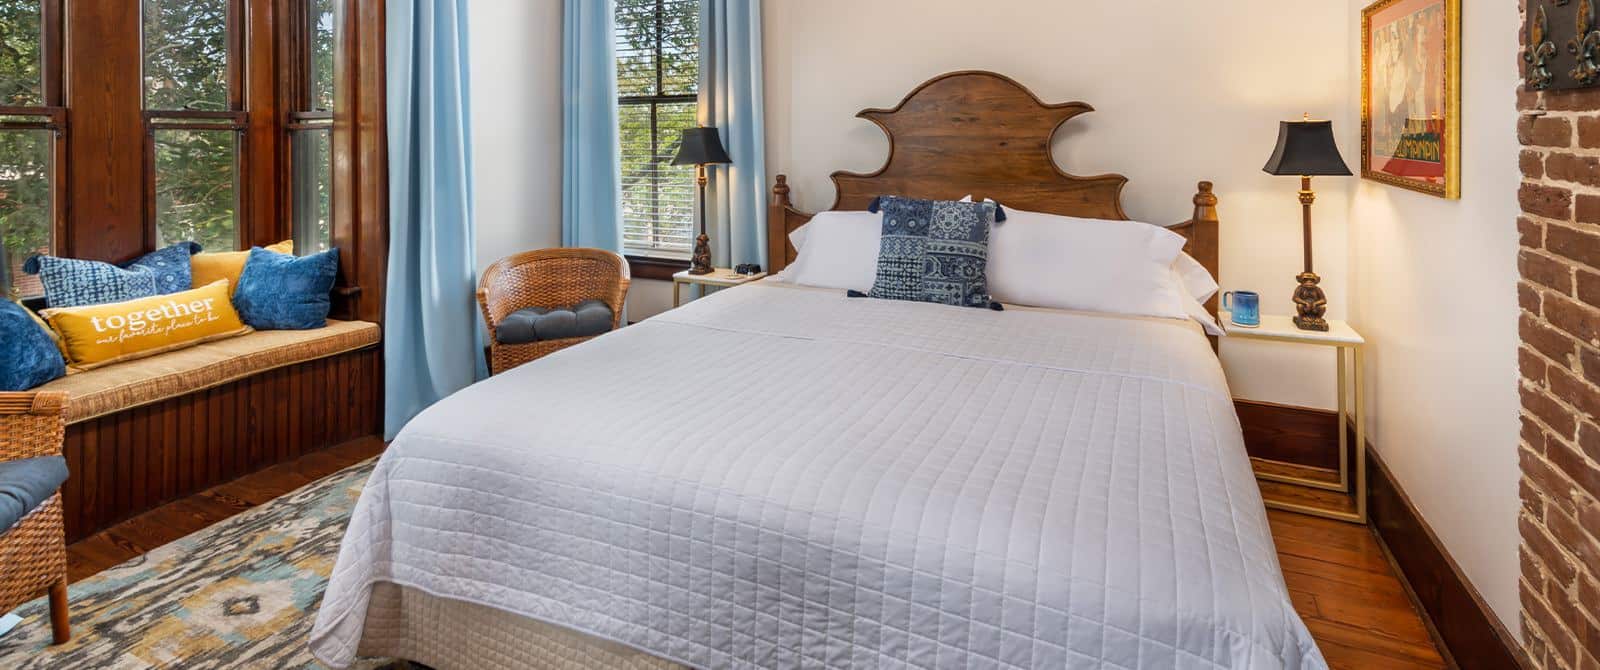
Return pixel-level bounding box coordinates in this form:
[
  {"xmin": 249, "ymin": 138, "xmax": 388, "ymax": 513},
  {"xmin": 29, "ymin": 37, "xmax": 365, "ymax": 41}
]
[
  {"xmin": 24, "ymin": 242, "xmax": 202, "ymax": 308},
  {"xmin": 0, "ymin": 300, "xmax": 65, "ymax": 391},
  {"xmin": 127, "ymin": 241, "xmax": 202, "ymax": 294},
  {"xmin": 234, "ymin": 247, "xmax": 339, "ymax": 330},
  {"xmin": 867, "ymin": 195, "xmax": 998, "ymax": 308}
]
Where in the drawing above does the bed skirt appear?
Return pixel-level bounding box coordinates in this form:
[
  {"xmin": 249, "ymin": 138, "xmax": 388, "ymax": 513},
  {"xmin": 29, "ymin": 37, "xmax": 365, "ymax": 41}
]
[{"xmin": 351, "ymin": 582, "xmax": 688, "ymax": 670}]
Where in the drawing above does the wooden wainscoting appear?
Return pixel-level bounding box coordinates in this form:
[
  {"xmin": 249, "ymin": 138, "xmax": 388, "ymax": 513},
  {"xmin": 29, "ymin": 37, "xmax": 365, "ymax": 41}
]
[
  {"xmin": 1235, "ymin": 399, "xmax": 1528, "ymax": 670},
  {"xmin": 58, "ymin": 346, "xmax": 382, "ymax": 542},
  {"xmin": 1237, "ymin": 399, "xmax": 1343, "ymax": 470}
]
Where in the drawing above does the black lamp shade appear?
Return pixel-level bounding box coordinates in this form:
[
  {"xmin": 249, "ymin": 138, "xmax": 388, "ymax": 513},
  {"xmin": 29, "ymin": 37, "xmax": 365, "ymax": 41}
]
[
  {"xmin": 672, "ymin": 127, "xmax": 732, "ymax": 166},
  {"xmin": 1262, "ymin": 120, "xmax": 1351, "ymax": 177}
]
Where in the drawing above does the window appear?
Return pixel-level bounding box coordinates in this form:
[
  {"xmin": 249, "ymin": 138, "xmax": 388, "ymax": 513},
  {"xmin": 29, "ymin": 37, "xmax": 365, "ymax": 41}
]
[
  {"xmin": 289, "ymin": 0, "xmax": 338, "ymax": 253},
  {"xmin": 616, "ymin": 0, "xmax": 698, "ymax": 259},
  {"xmin": 0, "ymin": 0, "xmax": 381, "ymax": 310},
  {"xmin": 143, "ymin": 0, "xmax": 243, "ymax": 254},
  {"xmin": 0, "ymin": 0, "xmax": 60, "ymax": 299}
]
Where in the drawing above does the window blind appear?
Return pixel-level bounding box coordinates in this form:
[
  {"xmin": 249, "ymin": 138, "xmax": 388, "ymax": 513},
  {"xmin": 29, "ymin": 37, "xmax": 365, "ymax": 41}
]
[{"xmin": 616, "ymin": 0, "xmax": 698, "ymax": 258}]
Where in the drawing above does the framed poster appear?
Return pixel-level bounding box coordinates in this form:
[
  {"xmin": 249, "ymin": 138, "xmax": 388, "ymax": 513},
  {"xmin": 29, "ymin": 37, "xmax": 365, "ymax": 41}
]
[{"xmin": 1361, "ymin": 0, "xmax": 1461, "ymax": 199}]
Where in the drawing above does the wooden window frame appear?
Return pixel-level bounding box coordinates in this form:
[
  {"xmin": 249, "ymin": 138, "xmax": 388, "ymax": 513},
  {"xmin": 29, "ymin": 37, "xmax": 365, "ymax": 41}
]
[
  {"xmin": 283, "ymin": 0, "xmax": 336, "ymax": 254},
  {"xmin": 0, "ymin": 0, "xmax": 67, "ymax": 291},
  {"xmin": 139, "ymin": 0, "xmax": 254, "ymax": 252},
  {"xmin": 39, "ymin": 0, "xmax": 383, "ymax": 322}
]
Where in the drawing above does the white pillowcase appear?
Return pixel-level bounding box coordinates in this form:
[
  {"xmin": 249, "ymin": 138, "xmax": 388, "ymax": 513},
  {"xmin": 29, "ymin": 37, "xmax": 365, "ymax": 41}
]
[
  {"xmin": 985, "ymin": 206, "xmax": 1190, "ymax": 320},
  {"xmin": 780, "ymin": 210, "xmax": 883, "ymax": 292},
  {"xmin": 778, "ymin": 201, "xmax": 1218, "ymax": 331},
  {"xmin": 1173, "ymin": 252, "xmax": 1219, "ymax": 304},
  {"xmin": 1171, "ymin": 255, "xmax": 1223, "ymax": 335}
]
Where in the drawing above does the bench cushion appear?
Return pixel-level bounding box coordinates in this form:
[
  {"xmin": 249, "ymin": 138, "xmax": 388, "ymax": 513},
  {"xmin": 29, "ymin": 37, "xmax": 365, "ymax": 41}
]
[
  {"xmin": 0, "ymin": 455, "xmax": 68, "ymax": 533},
  {"xmin": 34, "ymin": 319, "xmax": 380, "ymax": 424}
]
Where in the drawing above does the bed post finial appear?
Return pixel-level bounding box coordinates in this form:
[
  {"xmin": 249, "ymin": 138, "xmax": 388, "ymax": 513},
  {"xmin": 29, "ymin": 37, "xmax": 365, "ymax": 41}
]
[
  {"xmin": 772, "ymin": 174, "xmax": 792, "ymax": 207},
  {"xmin": 1193, "ymin": 181, "xmax": 1218, "ymax": 219}
]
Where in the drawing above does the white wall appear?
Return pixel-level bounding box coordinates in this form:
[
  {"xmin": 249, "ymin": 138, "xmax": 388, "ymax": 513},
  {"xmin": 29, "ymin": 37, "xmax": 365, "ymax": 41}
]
[
  {"xmin": 468, "ymin": 0, "xmax": 681, "ymax": 319},
  {"xmin": 468, "ymin": 0, "xmax": 563, "ymax": 272},
  {"xmin": 1344, "ymin": 0, "xmax": 1524, "ymax": 633},
  {"xmin": 762, "ymin": 0, "xmax": 1354, "ymax": 407}
]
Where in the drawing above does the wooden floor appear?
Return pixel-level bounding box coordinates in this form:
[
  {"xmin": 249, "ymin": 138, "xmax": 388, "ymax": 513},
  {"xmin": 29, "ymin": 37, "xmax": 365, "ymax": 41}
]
[{"xmin": 64, "ymin": 440, "xmax": 1447, "ymax": 668}]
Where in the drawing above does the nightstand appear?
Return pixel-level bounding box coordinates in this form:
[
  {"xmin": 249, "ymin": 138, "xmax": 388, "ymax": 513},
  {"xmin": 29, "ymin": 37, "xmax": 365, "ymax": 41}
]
[
  {"xmin": 672, "ymin": 268, "xmax": 766, "ymax": 307},
  {"xmin": 1221, "ymin": 312, "xmax": 1367, "ymax": 523}
]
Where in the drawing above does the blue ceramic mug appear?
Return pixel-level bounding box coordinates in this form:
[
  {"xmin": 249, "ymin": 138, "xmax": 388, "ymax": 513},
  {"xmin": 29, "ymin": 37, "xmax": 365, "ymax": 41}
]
[{"xmin": 1223, "ymin": 290, "xmax": 1261, "ymax": 328}]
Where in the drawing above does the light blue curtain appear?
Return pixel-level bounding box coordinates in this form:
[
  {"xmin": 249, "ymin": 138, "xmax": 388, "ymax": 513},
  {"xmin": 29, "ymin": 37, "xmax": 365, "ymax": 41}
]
[
  {"xmin": 699, "ymin": 0, "xmax": 767, "ymax": 267},
  {"xmin": 562, "ymin": 0, "xmax": 623, "ymax": 250},
  {"xmin": 384, "ymin": 0, "xmax": 485, "ymax": 439}
]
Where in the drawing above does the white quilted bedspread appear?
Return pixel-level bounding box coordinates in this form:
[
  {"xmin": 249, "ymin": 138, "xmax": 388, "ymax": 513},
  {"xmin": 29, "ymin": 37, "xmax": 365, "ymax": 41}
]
[{"xmin": 310, "ymin": 283, "xmax": 1326, "ymax": 669}]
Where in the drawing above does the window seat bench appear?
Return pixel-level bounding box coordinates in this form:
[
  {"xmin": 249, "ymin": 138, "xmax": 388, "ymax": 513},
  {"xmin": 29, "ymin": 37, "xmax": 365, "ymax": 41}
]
[
  {"xmin": 39, "ymin": 320, "xmax": 383, "ymax": 541},
  {"xmin": 38, "ymin": 320, "xmax": 380, "ymax": 424}
]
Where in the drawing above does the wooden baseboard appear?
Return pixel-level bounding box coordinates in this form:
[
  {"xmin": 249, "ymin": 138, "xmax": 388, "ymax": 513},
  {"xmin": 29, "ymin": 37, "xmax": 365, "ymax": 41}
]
[
  {"xmin": 1236, "ymin": 400, "xmax": 1529, "ymax": 668},
  {"xmin": 1235, "ymin": 399, "xmax": 1341, "ymax": 470},
  {"xmin": 1365, "ymin": 444, "xmax": 1531, "ymax": 670}
]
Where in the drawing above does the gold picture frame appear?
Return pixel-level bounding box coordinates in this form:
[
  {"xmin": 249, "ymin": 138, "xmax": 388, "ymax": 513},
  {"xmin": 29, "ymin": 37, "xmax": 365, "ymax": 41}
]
[{"xmin": 1361, "ymin": 0, "xmax": 1461, "ymax": 199}]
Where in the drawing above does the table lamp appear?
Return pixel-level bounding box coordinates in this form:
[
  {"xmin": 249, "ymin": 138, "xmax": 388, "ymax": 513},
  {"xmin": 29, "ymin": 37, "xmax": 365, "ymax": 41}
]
[
  {"xmin": 1262, "ymin": 114, "xmax": 1351, "ymax": 331},
  {"xmin": 672, "ymin": 127, "xmax": 732, "ymax": 276}
]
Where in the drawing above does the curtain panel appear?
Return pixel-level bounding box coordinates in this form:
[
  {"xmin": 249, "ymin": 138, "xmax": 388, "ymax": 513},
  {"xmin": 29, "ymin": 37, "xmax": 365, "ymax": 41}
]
[
  {"xmin": 699, "ymin": 0, "xmax": 767, "ymax": 268},
  {"xmin": 384, "ymin": 0, "xmax": 485, "ymax": 439},
  {"xmin": 562, "ymin": 0, "xmax": 624, "ymax": 251}
]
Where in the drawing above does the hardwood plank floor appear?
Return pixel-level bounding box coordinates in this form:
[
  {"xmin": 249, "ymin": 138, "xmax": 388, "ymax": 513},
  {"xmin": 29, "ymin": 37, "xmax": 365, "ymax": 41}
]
[
  {"xmin": 63, "ymin": 441, "xmax": 1447, "ymax": 667},
  {"xmin": 1270, "ymin": 510, "xmax": 1449, "ymax": 669}
]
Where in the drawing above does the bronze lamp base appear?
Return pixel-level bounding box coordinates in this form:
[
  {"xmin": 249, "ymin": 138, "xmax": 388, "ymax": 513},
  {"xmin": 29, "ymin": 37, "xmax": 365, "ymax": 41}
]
[
  {"xmin": 689, "ymin": 233, "xmax": 713, "ymax": 275},
  {"xmin": 1292, "ymin": 271, "xmax": 1329, "ymax": 331}
]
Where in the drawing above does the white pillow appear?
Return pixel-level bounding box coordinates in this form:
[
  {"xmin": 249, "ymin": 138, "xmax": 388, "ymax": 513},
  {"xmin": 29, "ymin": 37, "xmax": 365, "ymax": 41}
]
[
  {"xmin": 1173, "ymin": 252, "xmax": 1218, "ymax": 304},
  {"xmin": 772, "ymin": 225, "xmax": 811, "ymax": 282},
  {"xmin": 1174, "ymin": 268, "xmax": 1225, "ymax": 336},
  {"xmin": 784, "ymin": 210, "xmax": 883, "ymax": 292},
  {"xmin": 985, "ymin": 205, "xmax": 1190, "ymax": 320}
]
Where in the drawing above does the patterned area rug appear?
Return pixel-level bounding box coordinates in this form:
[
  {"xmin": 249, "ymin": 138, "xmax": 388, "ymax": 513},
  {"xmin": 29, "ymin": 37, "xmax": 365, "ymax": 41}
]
[{"xmin": 0, "ymin": 459, "xmax": 402, "ymax": 669}]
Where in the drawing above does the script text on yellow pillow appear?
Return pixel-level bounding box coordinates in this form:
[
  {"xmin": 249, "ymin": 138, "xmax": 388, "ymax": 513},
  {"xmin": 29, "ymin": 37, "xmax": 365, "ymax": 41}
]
[{"xmin": 41, "ymin": 280, "xmax": 252, "ymax": 370}]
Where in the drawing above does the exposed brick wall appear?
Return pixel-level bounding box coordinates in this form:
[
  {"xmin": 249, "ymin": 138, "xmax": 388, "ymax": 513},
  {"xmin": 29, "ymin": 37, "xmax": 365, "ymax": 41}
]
[{"xmin": 1517, "ymin": 51, "xmax": 1600, "ymax": 670}]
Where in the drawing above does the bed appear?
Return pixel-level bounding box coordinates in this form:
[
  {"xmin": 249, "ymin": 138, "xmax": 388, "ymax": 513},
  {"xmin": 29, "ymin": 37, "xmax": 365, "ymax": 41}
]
[{"xmin": 309, "ymin": 71, "xmax": 1325, "ymax": 669}]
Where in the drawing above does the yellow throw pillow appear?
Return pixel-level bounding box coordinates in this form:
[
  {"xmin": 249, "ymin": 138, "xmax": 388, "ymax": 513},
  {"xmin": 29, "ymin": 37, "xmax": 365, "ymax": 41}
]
[
  {"xmin": 191, "ymin": 240, "xmax": 293, "ymax": 293},
  {"xmin": 41, "ymin": 280, "xmax": 252, "ymax": 370}
]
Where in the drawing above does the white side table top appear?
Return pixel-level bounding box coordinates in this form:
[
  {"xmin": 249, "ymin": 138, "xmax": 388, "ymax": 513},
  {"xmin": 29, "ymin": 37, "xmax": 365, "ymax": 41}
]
[
  {"xmin": 672, "ymin": 268, "xmax": 767, "ymax": 287},
  {"xmin": 1218, "ymin": 312, "xmax": 1364, "ymax": 345}
]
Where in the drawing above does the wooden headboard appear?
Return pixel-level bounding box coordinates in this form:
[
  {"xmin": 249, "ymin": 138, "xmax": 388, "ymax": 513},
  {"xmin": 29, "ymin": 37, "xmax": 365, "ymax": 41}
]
[{"xmin": 767, "ymin": 70, "xmax": 1221, "ymax": 315}]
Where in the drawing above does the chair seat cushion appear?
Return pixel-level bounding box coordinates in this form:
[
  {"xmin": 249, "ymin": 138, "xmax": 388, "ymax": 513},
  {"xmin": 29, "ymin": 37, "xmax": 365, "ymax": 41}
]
[
  {"xmin": 497, "ymin": 300, "xmax": 613, "ymax": 344},
  {"xmin": 0, "ymin": 455, "xmax": 68, "ymax": 533}
]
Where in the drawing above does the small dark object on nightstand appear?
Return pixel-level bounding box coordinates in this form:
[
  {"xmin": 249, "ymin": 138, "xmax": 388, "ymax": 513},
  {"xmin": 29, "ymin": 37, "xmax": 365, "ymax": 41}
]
[{"xmin": 735, "ymin": 264, "xmax": 762, "ymax": 275}]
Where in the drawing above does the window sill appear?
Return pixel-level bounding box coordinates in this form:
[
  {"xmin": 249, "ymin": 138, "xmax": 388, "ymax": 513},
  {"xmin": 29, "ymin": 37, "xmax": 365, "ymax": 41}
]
[{"xmin": 625, "ymin": 255, "xmax": 690, "ymax": 281}]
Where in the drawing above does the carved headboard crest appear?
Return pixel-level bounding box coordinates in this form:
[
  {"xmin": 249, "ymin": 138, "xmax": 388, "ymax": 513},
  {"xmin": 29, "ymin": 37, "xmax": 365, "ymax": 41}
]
[{"xmin": 767, "ymin": 70, "xmax": 1219, "ymax": 316}]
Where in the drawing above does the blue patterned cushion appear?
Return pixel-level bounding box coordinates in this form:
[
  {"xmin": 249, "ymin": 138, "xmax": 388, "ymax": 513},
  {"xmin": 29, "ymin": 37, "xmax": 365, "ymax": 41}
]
[
  {"xmin": 867, "ymin": 195, "xmax": 998, "ymax": 308},
  {"xmin": 127, "ymin": 241, "xmax": 202, "ymax": 294},
  {"xmin": 24, "ymin": 242, "xmax": 201, "ymax": 308},
  {"xmin": 234, "ymin": 247, "xmax": 339, "ymax": 330},
  {"xmin": 0, "ymin": 300, "xmax": 65, "ymax": 391}
]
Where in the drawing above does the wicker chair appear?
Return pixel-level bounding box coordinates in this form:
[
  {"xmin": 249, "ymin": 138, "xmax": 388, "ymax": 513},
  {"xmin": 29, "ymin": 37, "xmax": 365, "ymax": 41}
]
[
  {"xmin": 478, "ymin": 248, "xmax": 630, "ymax": 375},
  {"xmin": 0, "ymin": 391, "xmax": 70, "ymax": 644}
]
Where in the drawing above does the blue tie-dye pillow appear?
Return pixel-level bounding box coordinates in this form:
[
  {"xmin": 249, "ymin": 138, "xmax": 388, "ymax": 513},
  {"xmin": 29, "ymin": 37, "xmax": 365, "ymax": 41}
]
[
  {"xmin": 24, "ymin": 242, "xmax": 201, "ymax": 308},
  {"xmin": 867, "ymin": 195, "xmax": 999, "ymax": 309},
  {"xmin": 0, "ymin": 300, "xmax": 65, "ymax": 391},
  {"xmin": 234, "ymin": 246, "xmax": 339, "ymax": 330}
]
